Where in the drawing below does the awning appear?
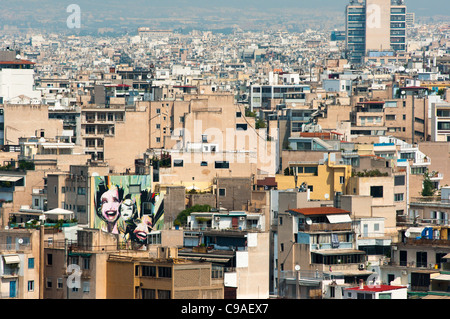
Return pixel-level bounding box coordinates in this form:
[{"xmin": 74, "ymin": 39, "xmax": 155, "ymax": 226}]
[
  {"xmin": 327, "ymin": 214, "xmax": 352, "ymax": 224},
  {"xmin": 0, "ymin": 176, "xmax": 23, "ymax": 182},
  {"xmin": 313, "ymin": 249, "xmax": 366, "ymax": 255},
  {"xmin": 3, "ymin": 255, "xmax": 20, "ymax": 264},
  {"xmin": 432, "ymin": 274, "xmax": 450, "ymax": 281}
]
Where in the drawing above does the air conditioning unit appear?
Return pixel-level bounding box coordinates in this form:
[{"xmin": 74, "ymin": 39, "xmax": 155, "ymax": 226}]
[
  {"xmin": 358, "ymin": 263, "xmax": 365, "ymax": 270},
  {"xmin": 239, "ymin": 217, "xmax": 245, "ymax": 221},
  {"xmin": 215, "ymin": 216, "xmax": 220, "ymax": 221}
]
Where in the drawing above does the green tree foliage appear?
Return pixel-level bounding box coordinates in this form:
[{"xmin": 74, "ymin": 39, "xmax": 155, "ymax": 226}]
[
  {"xmin": 174, "ymin": 204, "xmax": 211, "ymax": 226},
  {"xmin": 421, "ymin": 172, "xmax": 436, "ymax": 197}
]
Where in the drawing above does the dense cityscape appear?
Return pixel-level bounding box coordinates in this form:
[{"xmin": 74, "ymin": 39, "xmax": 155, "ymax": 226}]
[{"xmin": 0, "ymin": 0, "xmax": 449, "ymax": 302}]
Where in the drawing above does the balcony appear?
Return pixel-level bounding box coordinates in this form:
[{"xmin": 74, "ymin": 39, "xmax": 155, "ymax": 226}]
[{"xmin": 299, "ymin": 222, "xmax": 352, "ymax": 233}]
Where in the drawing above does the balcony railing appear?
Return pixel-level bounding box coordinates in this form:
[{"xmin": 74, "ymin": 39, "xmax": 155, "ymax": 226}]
[{"xmin": 299, "ymin": 222, "xmax": 352, "ymax": 232}]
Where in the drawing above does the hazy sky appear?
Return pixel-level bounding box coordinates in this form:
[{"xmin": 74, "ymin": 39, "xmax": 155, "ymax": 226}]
[
  {"xmin": 9, "ymin": 0, "xmax": 450, "ymax": 15},
  {"xmin": 3, "ymin": 0, "xmax": 449, "ymax": 34}
]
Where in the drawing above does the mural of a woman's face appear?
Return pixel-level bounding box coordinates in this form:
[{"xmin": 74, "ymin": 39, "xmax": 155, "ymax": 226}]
[
  {"xmin": 120, "ymin": 198, "xmax": 135, "ymax": 221},
  {"xmin": 131, "ymin": 215, "xmax": 153, "ymax": 244},
  {"xmin": 100, "ymin": 188, "xmax": 121, "ymax": 223}
]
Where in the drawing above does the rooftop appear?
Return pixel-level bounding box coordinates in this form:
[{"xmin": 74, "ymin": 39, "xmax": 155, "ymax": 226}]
[
  {"xmin": 287, "ymin": 207, "xmax": 350, "ymax": 216},
  {"xmin": 346, "ymin": 284, "xmax": 407, "ymax": 292}
]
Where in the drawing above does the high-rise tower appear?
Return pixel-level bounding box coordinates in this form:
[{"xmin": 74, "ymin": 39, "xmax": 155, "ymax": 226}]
[{"xmin": 345, "ymin": 0, "xmax": 407, "ymax": 65}]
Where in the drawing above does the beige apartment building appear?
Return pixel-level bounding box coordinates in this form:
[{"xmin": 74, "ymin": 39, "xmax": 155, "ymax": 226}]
[
  {"xmin": 0, "ymin": 104, "xmax": 65, "ymax": 146},
  {"xmin": 107, "ymin": 254, "xmax": 224, "ymax": 299},
  {"xmin": 350, "ymin": 94, "xmax": 430, "ymax": 144},
  {"xmin": 0, "ymin": 228, "xmax": 43, "ymax": 299},
  {"xmin": 46, "ymin": 163, "xmax": 110, "ymax": 225},
  {"xmin": 141, "ymin": 92, "xmax": 276, "ymax": 190},
  {"xmin": 81, "ymin": 103, "xmax": 150, "ymax": 173},
  {"xmin": 346, "ymin": 173, "xmax": 406, "ymax": 235}
]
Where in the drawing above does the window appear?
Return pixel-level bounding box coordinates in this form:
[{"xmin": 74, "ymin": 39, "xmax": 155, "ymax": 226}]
[
  {"xmin": 340, "ymin": 176, "xmax": 345, "ymax": 184},
  {"xmin": 236, "ymin": 112, "xmax": 242, "ymax": 118},
  {"xmin": 142, "ymin": 289, "xmax": 156, "ymax": 299},
  {"xmin": 158, "ymin": 290, "xmax": 171, "ymax": 299},
  {"xmin": 83, "ymin": 282, "xmax": 90, "ymax": 293},
  {"xmin": 417, "ymin": 251, "xmax": 427, "ymax": 268},
  {"xmin": 218, "ymin": 188, "xmax": 226, "ymax": 196},
  {"xmin": 46, "ymin": 279, "xmax": 52, "ymax": 288},
  {"xmin": 394, "ymin": 175, "xmax": 405, "ymax": 186},
  {"xmin": 173, "ymin": 159, "xmax": 183, "ymax": 167},
  {"xmin": 77, "ymin": 187, "xmax": 86, "ymax": 195},
  {"xmin": 236, "ymin": 123, "xmax": 248, "ymax": 131},
  {"xmin": 394, "ymin": 193, "xmax": 404, "ymax": 202},
  {"xmin": 370, "ymin": 186, "xmax": 383, "ymax": 198},
  {"xmin": 47, "ymin": 253, "xmax": 53, "ymax": 266},
  {"xmin": 202, "ymin": 135, "xmax": 208, "ymax": 143},
  {"xmin": 158, "ymin": 267, "xmax": 172, "ymax": 278},
  {"xmin": 215, "ymin": 161, "xmax": 229, "ymax": 169},
  {"xmin": 57, "ymin": 278, "xmax": 63, "ymax": 289},
  {"xmin": 28, "ymin": 280, "xmax": 34, "ymax": 292},
  {"xmin": 200, "ymin": 161, "xmax": 208, "ymax": 166},
  {"xmin": 83, "ymin": 257, "xmax": 90, "ymax": 270},
  {"xmin": 142, "ymin": 266, "xmax": 157, "ymax": 277},
  {"xmin": 28, "ymin": 258, "xmax": 35, "ymax": 269},
  {"xmin": 304, "ymin": 166, "xmax": 318, "ymax": 175},
  {"xmin": 386, "ymin": 114, "xmax": 396, "ymax": 121}
]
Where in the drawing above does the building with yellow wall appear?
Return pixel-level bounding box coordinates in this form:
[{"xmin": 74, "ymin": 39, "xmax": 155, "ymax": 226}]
[{"xmin": 275, "ymin": 159, "xmax": 352, "ymax": 201}]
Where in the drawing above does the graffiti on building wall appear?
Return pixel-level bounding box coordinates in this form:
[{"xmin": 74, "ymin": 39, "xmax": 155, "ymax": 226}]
[{"xmin": 91, "ymin": 175, "xmax": 164, "ymax": 249}]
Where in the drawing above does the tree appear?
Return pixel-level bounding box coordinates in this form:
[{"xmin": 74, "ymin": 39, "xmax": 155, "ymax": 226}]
[
  {"xmin": 174, "ymin": 204, "xmax": 211, "ymax": 226},
  {"xmin": 421, "ymin": 172, "xmax": 435, "ymax": 197}
]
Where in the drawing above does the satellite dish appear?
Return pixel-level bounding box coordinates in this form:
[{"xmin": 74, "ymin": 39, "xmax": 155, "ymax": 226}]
[
  {"xmin": 306, "ymin": 218, "xmax": 312, "ymax": 225},
  {"xmin": 325, "ymin": 193, "xmax": 329, "ymax": 199},
  {"xmin": 405, "ymin": 230, "xmax": 411, "ymax": 238},
  {"xmin": 16, "ymin": 54, "xmax": 21, "ymax": 60},
  {"xmin": 18, "ymin": 238, "xmax": 23, "ymax": 244},
  {"xmin": 147, "ymin": 73, "xmax": 152, "ymax": 79},
  {"xmin": 294, "ymin": 265, "xmax": 301, "ymax": 271}
]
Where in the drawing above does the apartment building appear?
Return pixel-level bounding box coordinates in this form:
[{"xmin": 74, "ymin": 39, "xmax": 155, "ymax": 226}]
[
  {"xmin": 276, "ymin": 154, "xmax": 352, "ymax": 202},
  {"xmin": 0, "ymin": 50, "xmax": 41, "ymax": 104},
  {"xmin": 0, "ymin": 104, "xmax": 64, "ymax": 147},
  {"xmin": 141, "ymin": 92, "xmax": 276, "ymax": 189},
  {"xmin": 277, "ymin": 206, "xmax": 372, "ymax": 299},
  {"xmin": 107, "ymin": 253, "xmax": 224, "ymax": 299},
  {"xmin": 0, "ymin": 228, "xmax": 42, "ymax": 299},
  {"xmin": 46, "ymin": 164, "xmax": 110, "ymax": 226},
  {"xmin": 350, "ymin": 93, "xmax": 430, "ymax": 143},
  {"xmin": 431, "ymin": 102, "xmax": 450, "ymax": 142},
  {"xmin": 345, "ymin": 0, "xmax": 407, "ymax": 65},
  {"xmin": 250, "ymin": 84, "xmax": 311, "ymax": 111},
  {"xmin": 81, "ymin": 103, "xmax": 150, "ymax": 173},
  {"xmin": 179, "ymin": 230, "xmax": 270, "ymax": 299}
]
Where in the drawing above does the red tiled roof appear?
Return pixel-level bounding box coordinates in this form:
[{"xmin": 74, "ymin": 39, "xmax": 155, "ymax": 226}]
[
  {"xmin": 288, "ymin": 207, "xmax": 350, "ymax": 216},
  {"xmin": 0, "ymin": 60, "xmax": 35, "ymax": 65},
  {"xmin": 257, "ymin": 177, "xmax": 277, "ymax": 187},
  {"xmin": 347, "ymin": 285, "xmax": 406, "ymax": 292}
]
